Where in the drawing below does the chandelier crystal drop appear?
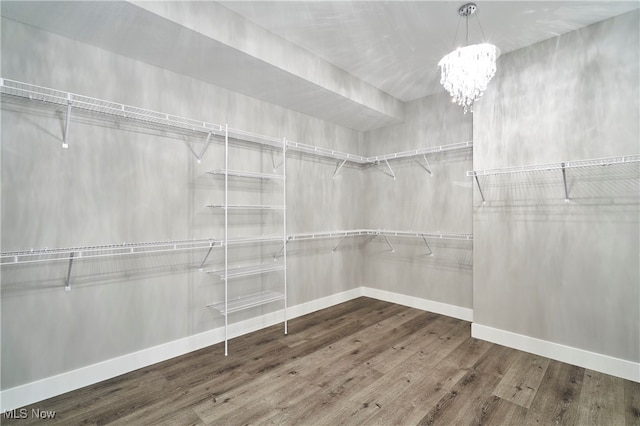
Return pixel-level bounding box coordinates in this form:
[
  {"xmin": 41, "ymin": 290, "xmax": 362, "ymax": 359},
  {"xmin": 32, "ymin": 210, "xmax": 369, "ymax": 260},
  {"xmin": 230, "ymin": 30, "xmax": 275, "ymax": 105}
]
[
  {"xmin": 438, "ymin": 3, "xmax": 499, "ymax": 114},
  {"xmin": 438, "ymin": 43, "xmax": 498, "ymax": 114}
]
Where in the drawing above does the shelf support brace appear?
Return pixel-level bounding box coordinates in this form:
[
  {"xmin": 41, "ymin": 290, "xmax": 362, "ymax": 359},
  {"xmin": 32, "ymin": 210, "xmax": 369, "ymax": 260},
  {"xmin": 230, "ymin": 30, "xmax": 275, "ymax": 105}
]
[
  {"xmin": 474, "ymin": 175, "xmax": 486, "ymax": 204},
  {"xmin": 382, "ymin": 234, "xmax": 395, "ymax": 252},
  {"xmin": 64, "ymin": 252, "xmax": 74, "ymax": 291},
  {"xmin": 195, "ymin": 132, "xmax": 213, "ymax": 164},
  {"xmin": 331, "ymin": 235, "xmax": 347, "ymax": 253},
  {"xmin": 333, "ymin": 159, "xmax": 347, "ymax": 178},
  {"xmin": 273, "ymin": 240, "xmax": 288, "ymax": 260},
  {"xmin": 62, "ymin": 95, "xmax": 72, "ymax": 149},
  {"xmin": 271, "ymin": 151, "xmax": 284, "ymax": 172},
  {"xmin": 421, "ymin": 235, "xmax": 434, "ymax": 256},
  {"xmin": 198, "ymin": 244, "xmax": 215, "ymax": 271},
  {"xmin": 561, "ymin": 163, "xmax": 570, "ymax": 203},
  {"xmin": 383, "ymin": 159, "xmax": 396, "ymax": 180},
  {"xmin": 420, "ymin": 154, "xmax": 433, "ymax": 176}
]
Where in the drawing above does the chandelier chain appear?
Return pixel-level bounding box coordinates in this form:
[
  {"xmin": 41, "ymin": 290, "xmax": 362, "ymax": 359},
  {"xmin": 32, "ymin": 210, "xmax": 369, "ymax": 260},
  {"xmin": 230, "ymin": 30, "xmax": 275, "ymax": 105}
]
[{"xmin": 474, "ymin": 12, "xmax": 488, "ymax": 42}]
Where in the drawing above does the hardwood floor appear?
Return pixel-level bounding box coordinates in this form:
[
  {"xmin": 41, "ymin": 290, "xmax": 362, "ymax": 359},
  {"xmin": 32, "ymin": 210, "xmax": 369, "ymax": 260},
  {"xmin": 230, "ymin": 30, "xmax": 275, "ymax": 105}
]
[{"xmin": 3, "ymin": 297, "xmax": 639, "ymax": 425}]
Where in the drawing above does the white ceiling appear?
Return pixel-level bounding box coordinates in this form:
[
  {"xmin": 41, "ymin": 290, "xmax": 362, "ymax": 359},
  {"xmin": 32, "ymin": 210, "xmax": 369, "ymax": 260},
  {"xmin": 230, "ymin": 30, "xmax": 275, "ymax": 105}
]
[
  {"xmin": 220, "ymin": 1, "xmax": 639, "ymax": 101},
  {"xmin": 2, "ymin": 1, "xmax": 638, "ymax": 131}
]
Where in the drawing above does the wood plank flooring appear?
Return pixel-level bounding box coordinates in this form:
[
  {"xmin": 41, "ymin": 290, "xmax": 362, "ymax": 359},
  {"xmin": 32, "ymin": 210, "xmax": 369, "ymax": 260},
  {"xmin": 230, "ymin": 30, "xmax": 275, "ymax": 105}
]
[{"xmin": 3, "ymin": 297, "xmax": 639, "ymax": 425}]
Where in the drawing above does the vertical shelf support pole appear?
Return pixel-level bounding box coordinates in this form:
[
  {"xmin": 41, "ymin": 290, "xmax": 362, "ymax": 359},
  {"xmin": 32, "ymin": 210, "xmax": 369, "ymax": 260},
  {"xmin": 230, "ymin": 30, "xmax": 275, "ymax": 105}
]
[
  {"xmin": 282, "ymin": 137, "xmax": 288, "ymax": 335},
  {"xmin": 474, "ymin": 174, "xmax": 486, "ymax": 204},
  {"xmin": 561, "ymin": 162, "xmax": 570, "ymax": 203},
  {"xmin": 62, "ymin": 94, "xmax": 72, "ymax": 149},
  {"xmin": 421, "ymin": 235, "xmax": 434, "ymax": 256},
  {"xmin": 224, "ymin": 124, "xmax": 229, "ymax": 356},
  {"xmin": 333, "ymin": 159, "xmax": 347, "ymax": 178},
  {"xmin": 64, "ymin": 252, "xmax": 74, "ymax": 291}
]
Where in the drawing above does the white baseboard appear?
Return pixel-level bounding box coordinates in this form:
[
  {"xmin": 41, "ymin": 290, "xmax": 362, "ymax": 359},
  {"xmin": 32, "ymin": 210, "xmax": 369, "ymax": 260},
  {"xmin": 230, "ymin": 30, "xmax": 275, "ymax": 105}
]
[
  {"xmin": 472, "ymin": 323, "xmax": 640, "ymax": 383},
  {"xmin": 0, "ymin": 288, "xmax": 363, "ymax": 412},
  {"xmin": 361, "ymin": 287, "xmax": 473, "ymax": 322},
  {"xmin": 286, "ymin": 287, "xmax": 363, "ymax": 320},
  {"xmin": 10, "ymin": 289, "xmax": 637, "ymax": 411}
]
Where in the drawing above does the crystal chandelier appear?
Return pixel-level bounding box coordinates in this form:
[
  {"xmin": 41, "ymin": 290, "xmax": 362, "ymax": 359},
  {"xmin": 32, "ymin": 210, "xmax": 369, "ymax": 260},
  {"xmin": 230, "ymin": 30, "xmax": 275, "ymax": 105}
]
[{"xmin": 438, "ymin": 3, "xmax": 499, "ymax": 113}]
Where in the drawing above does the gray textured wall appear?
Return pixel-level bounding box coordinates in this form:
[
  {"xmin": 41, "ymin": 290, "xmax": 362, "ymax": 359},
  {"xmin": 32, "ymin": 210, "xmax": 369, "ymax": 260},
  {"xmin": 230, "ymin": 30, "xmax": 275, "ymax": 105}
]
[
  {"xmin": 473, "ymin": 11, "xmax": 640, "ymax": 362},
  {"xmin": 362, "ymin": 92, "xmax": 473, "ymax": 308},
  {"xmin": 0, "ymin": 17, "xmax": 364, "ymax": 390}
]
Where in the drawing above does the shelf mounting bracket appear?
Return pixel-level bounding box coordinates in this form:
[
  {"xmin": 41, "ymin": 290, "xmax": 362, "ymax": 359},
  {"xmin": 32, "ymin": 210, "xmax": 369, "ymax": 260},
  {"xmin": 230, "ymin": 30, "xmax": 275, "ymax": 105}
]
[
  {"xmin": 198, "ymin": 243, "xmax": 215, "ymax": 271},
  {"xmin": 333, "ymin": 159, "xmax": 347, "ymax": 178},
  {"xmin": 331, "ymin": 235, "xmax": 347, "ymax": 253},
  {"xmin": 273, "ymin": 239, "xmax": 288, "ymax": 260},
  {"xmin": 561, "ymin": 163, "xmax": 570, "ymax": 203},
  {"xmin": 474, "ymin": 174, "xmax": 486, "ymax": 204},
  {"xmin": 420, "ymin": 154, "xmax": 433, "ymax": 176},
  {"xmin": 381, "ymin": 233, "xmax": 395, "ymax": 252},
  {"xmin": 62, "ymin": 94, "xmax": 72, "ymax": 149},
  {"xmin": 421, "ymin": 235, "xmax": 434, "ymax": 256},
  {"xmin": 271, "ymin": 151, "xmax": 284, "ymax": 172},
  {"xmin": 383, "ymin": 159, "xmax": 396, "ymax": 180},
  {"xmin": 64, "ymin": 252, "xmax": 74, "ymax": 291},
  {"xmin": 195, "ymin": 131, "xmax": 213, "ymax": 164}
]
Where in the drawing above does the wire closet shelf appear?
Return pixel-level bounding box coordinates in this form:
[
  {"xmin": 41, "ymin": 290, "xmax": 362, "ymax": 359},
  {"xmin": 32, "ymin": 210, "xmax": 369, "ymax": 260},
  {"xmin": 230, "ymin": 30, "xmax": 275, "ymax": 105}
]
[
  {"xmin": 467, "ymin": 155, "xmax": 640, "ymax": 177},
  {"xmin": 468, "ymin": 155, "xmax": 640, "ymax": 203},
  {"xmin": 1, "ymin": 78, "xmax": 472, "ymax": 165},
  {"xmin": 0, "ymin": 238, "xmax": 219, "ymax": 266}
]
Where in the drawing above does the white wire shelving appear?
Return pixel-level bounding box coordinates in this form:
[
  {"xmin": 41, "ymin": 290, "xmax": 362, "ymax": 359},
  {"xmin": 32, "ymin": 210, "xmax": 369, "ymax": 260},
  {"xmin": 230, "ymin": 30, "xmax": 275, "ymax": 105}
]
[
  {"xmin": 208, "ymin": 169, "xmax": 284, "ymax": 180},
  {"xmin": 0, "ymin": 238, "xmax": 219, "ymax": 291},
  {"xmin": 0, "ymin": 78, "xmax": 223, "ymax": 159},
  {"xmin": 207, "ymin": 204, "xmax": 286, "ymax": 210},
  {"xmin": 275, "ymin": 229, "xmax": 472, "ymax": 257},
  {"xmin": 206, "ymin": 264, "xmax": 286, "ymax": 280},
  {"xmin": 365, "ymin": 141, "xmax": 473, "ymax": 179},
  {"xmin": 285, "ymin": 139, "xmax": 367, "ymax": 162},
  {"xmin": 468, "ymin": 155, "xmax": 640, "ymax": 203},
  {"xmin": 285, "ymin": 139, "xmax": 473, "ymax": 179},
  {"xmin": 226, "ymin": 236, "xmax": 285, "ymax": 245},
  {"xmin": 2, "ymin": 78, "xmax": 473, "ymax": 346},
  {"xmin": 2, "ymin": 78, "xmax": 471, "ymax": 176},
  {"xmin": 207, "ymin": 291, "xmax": 285, "ymax": 315},
  {"xmin": 208, "ymin": 125, "xmax": 288, "ymax": 356}
]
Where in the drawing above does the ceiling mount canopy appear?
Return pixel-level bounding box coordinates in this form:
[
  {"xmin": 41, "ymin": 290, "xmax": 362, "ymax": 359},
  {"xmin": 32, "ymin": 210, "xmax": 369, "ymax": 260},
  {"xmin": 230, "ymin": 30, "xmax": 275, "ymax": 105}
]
[{"xmin": 438, "ymin": 2, "xmax": 499, "ymax": 114}]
